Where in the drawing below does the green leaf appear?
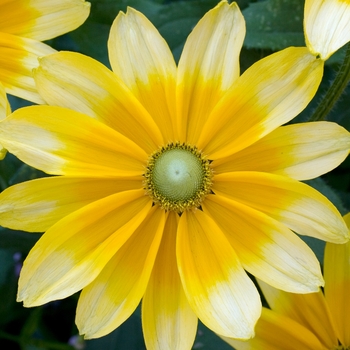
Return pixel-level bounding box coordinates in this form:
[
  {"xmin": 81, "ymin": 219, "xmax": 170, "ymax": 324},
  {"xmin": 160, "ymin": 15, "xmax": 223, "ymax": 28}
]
[
  {"xmin": 9, "ymin": 164, "xmax": 47, "ymax": 186},
  {"xmin": 0, "ymin": 228, "xmax": 40, "ymax": 253},
  {"xmin": 0, "ymin": 153, "xmax": 22, "ymax": 191},
  {"xmin": 242, "ymin": 0, "xmax": 305, "ymax": 50}
]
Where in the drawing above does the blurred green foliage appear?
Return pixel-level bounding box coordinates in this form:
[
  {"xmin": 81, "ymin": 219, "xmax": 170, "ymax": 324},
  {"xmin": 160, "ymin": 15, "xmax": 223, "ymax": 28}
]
[{"xmin": 1, "ymin": 0, "xmax": 349, "ymax": 349}]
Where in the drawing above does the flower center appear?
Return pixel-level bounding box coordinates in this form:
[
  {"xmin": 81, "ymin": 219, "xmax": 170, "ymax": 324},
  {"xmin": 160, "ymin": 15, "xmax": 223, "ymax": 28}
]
[{"xmin": 144, "ymin": 143, "xmax": 212, "ymax": 212}]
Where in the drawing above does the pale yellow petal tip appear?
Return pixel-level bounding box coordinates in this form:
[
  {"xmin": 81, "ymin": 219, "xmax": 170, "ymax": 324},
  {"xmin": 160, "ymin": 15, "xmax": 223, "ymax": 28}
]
[
  {"xmin": 77, "ymin": 325, "xmax": 104, "ymax": 340},
  {"xmin": 215, "ymin": 322, "xmax": 256, "ymax": 341},
  {"xmin": 332, "ymin": 216, "xmax": 350, "ymax": 244},
  {"xmin": 210, "ymin": 0, "xmax": 240, "ymax": 12},
  {"xmin": 17, "ymin": 279, "xmax": 58, "ymax": 308},
  {"xmin": 305, "ymin": 269, "xmax": 325, "ymax": 291},
  {"xmin": 314, "ymin": 275, "xmax": 325, "ymax": 290},
  {"xmin": 304, "ymin": 0, "xmax": 350, "ymax": 60},
  {"xmin": 73, "ymin": 0, "xmax": 91, "ymax": 24},
  {"xmin": 16, "ymin": 291, "xmax": 38, "ymax": 308}
]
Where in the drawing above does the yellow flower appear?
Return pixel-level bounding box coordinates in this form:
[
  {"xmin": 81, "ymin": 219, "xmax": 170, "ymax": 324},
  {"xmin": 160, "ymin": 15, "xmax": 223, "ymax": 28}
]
[
  {"xmin": 0, "ymin": 1, "xmax": 349, "ymax": 348},
  {"xmin": 0, "ymin": 0, "xmax": 90, "ymax": 105},
  {"xmin": 304, "ymin": 0, "xmax": 350, "ymax": 60},
  {"xmin": 0, "ymin": 0, "xmax": 90, "ymax": 157},
  {"xmin": 223, "ymin": 213, "xmax": 350, "ymax": 350}
]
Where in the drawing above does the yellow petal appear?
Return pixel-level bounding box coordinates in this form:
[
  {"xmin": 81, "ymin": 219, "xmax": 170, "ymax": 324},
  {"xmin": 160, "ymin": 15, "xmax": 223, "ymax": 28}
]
[
  {"xmin": 203, "ymin": 195, "xmax": 324, "ymax": 293},
  {"xmin": 304, "ymin": 0, "xmax": 350, "ymax": 60},
  {"xmin": 0, "ymin": 105, "xmax": 147, "ymax": 176},
  {"xmin": 324, "ymin": 213, "xmax": 350, "ymax": 345},
  {"xmin": 198, "ymin": 47, "xmax": 324, "ymax": 159},
  {"xmin": 177, "ymin": 210, "xmax": 261, "ymax": 339},
  {"xmin": 34, "ymin": 51, "xmax": 163, "ymax": 153},
  {"xmin": 0, "ymin": 81, "xmax": 10, "ymax": 120},
  {"xmin": 76, "ymin": 206, "xmax": 166, "ymax": 339},
  {"xmin": 222, "ymin": 308, "xmax": 325, "ymax": 350},
  {"xmin": 0, "ymin": 0, "xmax": 90, "ymax": 41},
  {"xmin": 0, "ymin": 32, "xmax": 55, "ymax": 103},
  {"xmin": 108, "ymin": 7, "xmax": 177, "ymax": 141},
  {"xmin": 0, "ymin": 147, "xmax": 6, "ymax": 160},
  {"xmin": 142, "ymin": 212, "xmax": 197, "ymax": 350},
  {"xmin": 177, "ymin": 1, "xmax": 245, "ymax": 142},
  {"xmin": 214, "ymin": 122, "xmax": 350, "ymax": 181},
  {"xmin": 258, "ymin": 279, "xmax": 338, "ymax": 348},
  {"xmin": 0, "ymin": 176, "xmax": 142, "ymax": 232},
  {"xmin": 212, "ymin": 172, "xmax": 349, "ymax": 243},
  {"xmin": 17, "ymin": 189, "xmax": 151, "ymax": 306},
  {"xmin": 0, "ymin": 82, "xmax": 9, "ymax": 159}
]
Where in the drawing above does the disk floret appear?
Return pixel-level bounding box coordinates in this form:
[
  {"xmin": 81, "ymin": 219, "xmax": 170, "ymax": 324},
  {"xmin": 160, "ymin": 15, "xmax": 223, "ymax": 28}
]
[{"xmin": 144, "ymin": 143, "xmax": 213, "ymax": 212}]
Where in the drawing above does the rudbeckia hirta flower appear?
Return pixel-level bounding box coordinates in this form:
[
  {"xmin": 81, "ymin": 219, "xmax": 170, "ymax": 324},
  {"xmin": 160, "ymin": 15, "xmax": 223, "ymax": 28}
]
[
  {"xmin": 304, "ymin": 0, "xmax": 350, "ymax": 60},
  {"xmin": 0, "ymin": 0, "xmax": 90, "ymax": 158},
  {"xmin": 0, "ymin": 1, "xmax": 349, "ymax": 348},
  {"xmin": 223, "ymin": 213, "xmax": 350, "ymax": 350},
  {"xmin": 0, "ymin": 0, "xmax": 90, "ymax": 104}
]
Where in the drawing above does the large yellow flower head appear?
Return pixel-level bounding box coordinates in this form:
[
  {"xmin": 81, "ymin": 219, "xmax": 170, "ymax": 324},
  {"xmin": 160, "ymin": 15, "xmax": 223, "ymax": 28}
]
[
  {"xmin": 0, "ymin": 1, "xmax": 349, "ymax": 348},
  {"xmin": 224, "ymin": 213, "xmax": 350, "ymax": 350},
  {"xmin": 0, "ymin": 0, "xmax": 90, "ymax": 157}
]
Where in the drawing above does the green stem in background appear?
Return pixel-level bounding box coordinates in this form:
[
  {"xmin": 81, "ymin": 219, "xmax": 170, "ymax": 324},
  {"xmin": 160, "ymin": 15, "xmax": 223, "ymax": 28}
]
[{"xmin": 309, "ymin": 42, "xmax": 350, "ymax": 122}]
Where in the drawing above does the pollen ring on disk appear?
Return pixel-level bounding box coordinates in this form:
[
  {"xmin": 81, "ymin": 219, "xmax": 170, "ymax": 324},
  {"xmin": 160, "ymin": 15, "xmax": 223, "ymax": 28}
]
[{"xmin": 144, "ymin": 142, "xmax": 213, "ymax": 213}]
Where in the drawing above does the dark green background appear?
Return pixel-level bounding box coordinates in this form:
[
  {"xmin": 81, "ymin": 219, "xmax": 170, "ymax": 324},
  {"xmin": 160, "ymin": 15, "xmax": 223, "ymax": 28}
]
[{"xmin": 1, "ymin": 0, "xmax": 349, "ymax": 349}]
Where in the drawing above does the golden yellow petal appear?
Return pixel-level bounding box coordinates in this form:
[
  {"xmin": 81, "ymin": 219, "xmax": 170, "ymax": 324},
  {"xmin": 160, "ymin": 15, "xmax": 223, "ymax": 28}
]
[
  {"xmin": 108, "ymin": 7, "xmax": 177, "ymax": 141},
  {"xmin": 198, "ymin": 47, "xmax": 324, "ymax": 159},
  {"xmin": 203, "ymin": 195, "xmax": 324, "ymax": 293},
  {"xmin": 324, "ymin": 214, "xmax": 350, "ymax": 345},
  {"xmin": 17, "ymin": 190, "xmax": 151, "ymax": 307},
  {"xmin": 76, "ymin": 206, "xmax": 166, "ymax": 339},
  {"xmin": 34, "ymin": 51, "xmax": 163, "ymax": 153},
  {"xmin": 212, "ymin": 172, "xmax": 349, "ymax": 243},
  {"xmin": 304, "ymin": 0, "xmax": 350, "ymax": 60},
  {"xmin": 0, "ymin": 82, "xmax": 9, "ymax": 158},
  {"xmin": 222, "ymin": 308, "xmax": 325, "ymax": 350},
  {"xmin": 0, "ymin": 0, "xmax": 90, "ymax": 40},
  {"xmin": 0, "ymin": 106, "xmax": 147, "ymax": 176},
  {"xmin": 214, "ymin": 122, "xmax": 350, "ymax": 181},
  {"xmin": 142, "ymin": 212, "xmax": 197, "ymax": 350},
  {"xmin": 0, "ymin": 81, "xmax": 10, "ymax": 120},
  {"xmin": 177, "ymin": 210, "xmax": 261, "ymax": 339},
  {"xmin": 0, "ymin": 32, "xmax": 54, "ymax": 103},
  {"xmin": 176, "ymin": 1, "xmax": 245, "ymax": 143},
  {"xmin": 258, "ymin": 279, "xmax": 338, "ymax": 348},
  {"xmin": 0, "ymin": 176, "xmax": 142, "ymax": 232}
]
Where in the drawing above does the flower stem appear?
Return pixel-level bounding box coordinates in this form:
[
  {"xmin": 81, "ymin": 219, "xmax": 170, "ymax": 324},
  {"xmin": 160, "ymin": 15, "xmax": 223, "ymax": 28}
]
[{"xmin": 309, "ymin": 42, "xmax": 350, "ymax": 122}]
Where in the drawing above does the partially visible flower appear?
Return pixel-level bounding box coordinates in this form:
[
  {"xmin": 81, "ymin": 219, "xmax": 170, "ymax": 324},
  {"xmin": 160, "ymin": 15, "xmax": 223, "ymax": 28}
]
[
  {"xmin": 304, "ymin": 0, "xmax": 350, "ymax": 60},
  {"xmin": 0, "ymin": 0, "xmax": 90, "ymax": 107},
  {"xmin": 0, "ymin": 1, "xmax": 349, "ymax": 349},
  {"xmin": 0, "ymin": 0, "xmax": 90, "ymax": 157},
  {"xmin": 223, "ymin": 213, "xmax": 350, "ymax": 350}
]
